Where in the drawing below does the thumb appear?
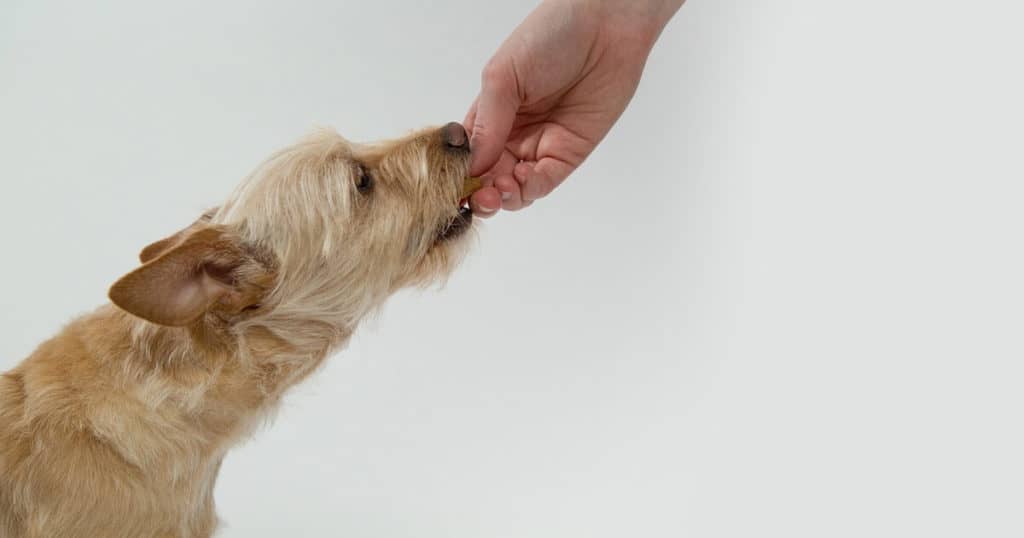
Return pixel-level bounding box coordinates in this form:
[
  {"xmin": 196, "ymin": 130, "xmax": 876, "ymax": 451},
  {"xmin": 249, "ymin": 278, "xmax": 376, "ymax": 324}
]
[{"xmin": 468, "ymin": 60, "xmax": 520, "ymax": 176}]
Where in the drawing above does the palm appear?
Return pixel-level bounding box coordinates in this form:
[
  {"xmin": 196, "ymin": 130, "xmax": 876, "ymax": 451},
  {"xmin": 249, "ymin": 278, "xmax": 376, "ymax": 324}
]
[
  {"xmin": 505, "ymin": 59, "xmax": 645, "ymax": 200},
  {"xmin": 465, "ymin": 0, "xmax": 653, "ymax": 212}
]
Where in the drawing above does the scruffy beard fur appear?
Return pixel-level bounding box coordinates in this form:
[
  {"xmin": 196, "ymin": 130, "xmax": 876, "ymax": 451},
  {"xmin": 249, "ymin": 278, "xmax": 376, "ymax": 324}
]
[{"xmin": 0, "ymin": 124, "xmax": 475, "ymax": 537}]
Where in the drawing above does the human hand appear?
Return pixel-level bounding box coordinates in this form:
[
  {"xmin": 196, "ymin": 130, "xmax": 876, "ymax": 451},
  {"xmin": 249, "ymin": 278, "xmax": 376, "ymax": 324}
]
[{"xmin": 465, "ymin": 0, "xmax": 683, "ymax": 216}]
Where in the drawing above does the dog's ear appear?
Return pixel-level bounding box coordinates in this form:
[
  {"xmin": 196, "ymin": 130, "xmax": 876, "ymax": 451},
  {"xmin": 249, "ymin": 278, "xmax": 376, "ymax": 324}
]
[
  {"xmin": 139, "ymin": 209, "xmax": 218, "ymax": 264},
  {"xmin": 110, "ymin": 225, "xmax": 273, "ymax": 327}
]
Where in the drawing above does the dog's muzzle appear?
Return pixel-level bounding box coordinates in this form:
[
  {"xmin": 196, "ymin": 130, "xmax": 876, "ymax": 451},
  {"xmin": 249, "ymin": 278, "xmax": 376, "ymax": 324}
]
[{"xmin": 438, "ymin": 177, "xmax": 481, "ymax": 241}]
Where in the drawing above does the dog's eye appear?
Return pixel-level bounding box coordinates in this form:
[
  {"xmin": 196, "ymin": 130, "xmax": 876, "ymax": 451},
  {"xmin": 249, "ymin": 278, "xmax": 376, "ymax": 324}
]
[{"xmin": 356, "ymin": 166, "xmax": 374, "ymax": 194}]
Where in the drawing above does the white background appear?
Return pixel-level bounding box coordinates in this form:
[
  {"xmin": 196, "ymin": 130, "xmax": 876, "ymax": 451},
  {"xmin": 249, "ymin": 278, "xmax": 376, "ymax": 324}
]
[{"xmin": 2, "ymin": 1, "xmax": 1023, "ymax": 536}]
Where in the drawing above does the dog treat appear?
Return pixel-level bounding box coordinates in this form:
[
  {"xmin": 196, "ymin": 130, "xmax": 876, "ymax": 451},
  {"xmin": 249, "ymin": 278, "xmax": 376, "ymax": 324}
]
[{"xmin": 462, "ymin": 176, "xmax": 482, "ymax": 198}]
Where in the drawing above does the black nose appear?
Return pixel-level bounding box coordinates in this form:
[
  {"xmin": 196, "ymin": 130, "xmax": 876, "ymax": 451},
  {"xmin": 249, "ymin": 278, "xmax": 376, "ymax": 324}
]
[{"xmin": 442, "ymin": 122, "xmax": 469, "ymax": 151}]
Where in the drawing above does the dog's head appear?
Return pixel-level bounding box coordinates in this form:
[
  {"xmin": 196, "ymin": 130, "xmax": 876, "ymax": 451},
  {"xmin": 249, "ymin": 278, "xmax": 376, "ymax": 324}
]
[{"xmin": 109, "ymin": 123, "xmax": 476, "ymax": 337}]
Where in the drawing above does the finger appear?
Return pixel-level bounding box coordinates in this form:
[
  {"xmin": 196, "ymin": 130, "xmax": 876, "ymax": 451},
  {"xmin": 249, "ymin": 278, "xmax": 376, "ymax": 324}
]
[
  {"xmin": 462, "ymin": 97, "xmax": 478, "ymax": 137},
  {"xmin": 514, "ymin": 159, "xmax": 575, "ymax": 202},
  {"xmin": 470, "ymin": 187, "xmax": 502, "ymax": 218},
  {"xmin": 468, "ymin": 59, "xmax": 520, "ymax": 176},
  {"xmin": 482, "ymin": 150, "xmax": 523, "ymax": 211},
  {"xmin": 494, "ymin": 175, "xmax": 526, "ymax": 211}
]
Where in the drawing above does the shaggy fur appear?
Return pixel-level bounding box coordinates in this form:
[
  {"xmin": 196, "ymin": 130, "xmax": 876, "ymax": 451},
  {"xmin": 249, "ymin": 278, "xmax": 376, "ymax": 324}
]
[{"xmin": 0, "ymin": 124, "xmax": 475, "ymax": 537}]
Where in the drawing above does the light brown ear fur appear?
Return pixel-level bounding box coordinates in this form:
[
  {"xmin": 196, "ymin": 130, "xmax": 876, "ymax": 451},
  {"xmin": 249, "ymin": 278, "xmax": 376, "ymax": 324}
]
[
  {"xmin": 110, "ymin": 226, "xmax": 266, "ymax": 327},
  {"xmin": 139, "ymin": 209, "xmax": 218, "ymax": 263}
]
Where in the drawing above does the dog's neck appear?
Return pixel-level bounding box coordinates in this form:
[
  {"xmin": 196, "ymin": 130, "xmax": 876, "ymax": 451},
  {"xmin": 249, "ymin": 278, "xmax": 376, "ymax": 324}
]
[
  {"xmin": 82, "ymin": 304, "xmax": 351, "ymax": 464},
  {"xmin": 1, "ymin": 303, "xmax": 354, "ymax": 535}
]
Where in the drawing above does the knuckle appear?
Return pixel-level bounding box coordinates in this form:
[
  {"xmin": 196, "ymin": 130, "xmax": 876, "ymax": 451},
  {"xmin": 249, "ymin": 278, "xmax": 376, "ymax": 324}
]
[
  {"xmin": 523, "ymin": 183, "xmax": 552, "ymax": 202},
  {"xmin": 469, "ymin": 122, "xmax": 489, "ymax": 139},
  {"xmin": 481, "ymin": 60, "xmax": 508, "ymax": 86}
]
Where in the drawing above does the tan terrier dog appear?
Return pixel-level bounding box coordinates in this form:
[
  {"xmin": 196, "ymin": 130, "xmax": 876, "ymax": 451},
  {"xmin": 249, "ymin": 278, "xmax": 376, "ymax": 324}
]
[{"xmin": 0, "ymin": 122, "xmax": 479, "ymax": 537}]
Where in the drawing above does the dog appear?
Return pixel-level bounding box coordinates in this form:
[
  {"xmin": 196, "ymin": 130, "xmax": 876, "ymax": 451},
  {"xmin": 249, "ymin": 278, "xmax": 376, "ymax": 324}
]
[{"xmin": 0, "ymin": 122, "xmax": 478, "ymax": 537}]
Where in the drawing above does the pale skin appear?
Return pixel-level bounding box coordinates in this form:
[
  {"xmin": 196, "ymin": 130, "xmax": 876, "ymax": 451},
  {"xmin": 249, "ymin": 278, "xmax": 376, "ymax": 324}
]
[{"xmin": 466, "ymin": 0, "xmax": 685, "ymax": 215}]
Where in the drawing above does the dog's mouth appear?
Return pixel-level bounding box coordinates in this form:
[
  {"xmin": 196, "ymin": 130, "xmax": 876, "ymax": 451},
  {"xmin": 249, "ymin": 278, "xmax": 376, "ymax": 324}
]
[
  {"xmin": 437, "ymin": 204, "xmax": 473, "ymax": 242},
  {"xmin": 437, "ymin": 177, "xmax": 482, "ymax": 242}
]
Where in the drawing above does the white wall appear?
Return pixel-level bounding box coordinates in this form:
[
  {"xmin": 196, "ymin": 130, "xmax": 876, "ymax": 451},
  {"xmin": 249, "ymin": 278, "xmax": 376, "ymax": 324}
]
[{"xmin": 1, "ymin": 1, "xmax": 1021, "ymax": 536}]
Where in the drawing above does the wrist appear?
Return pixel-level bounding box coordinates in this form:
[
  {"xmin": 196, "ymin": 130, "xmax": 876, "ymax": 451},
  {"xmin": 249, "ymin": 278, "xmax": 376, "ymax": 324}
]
[{"xmin": 592, "ymin": 0, "xmax": 683, "ymax": 49}]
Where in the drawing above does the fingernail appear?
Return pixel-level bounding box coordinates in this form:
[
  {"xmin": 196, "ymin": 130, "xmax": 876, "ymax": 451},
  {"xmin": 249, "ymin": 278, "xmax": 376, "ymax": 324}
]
[
  {"xmin": 500, "ymin": 191, "xmax": 512, "ymax": 201},
  {"xmin": 477, "ymin": 203, "xmax": 497, "ymax": 213}
]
